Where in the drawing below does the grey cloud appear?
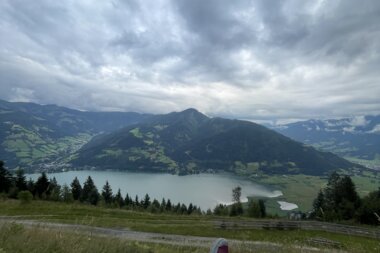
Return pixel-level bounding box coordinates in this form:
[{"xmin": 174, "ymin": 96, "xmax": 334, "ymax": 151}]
[{"xmin": 0, "ymin": 0, "xmax": 379, "ymax": 122}]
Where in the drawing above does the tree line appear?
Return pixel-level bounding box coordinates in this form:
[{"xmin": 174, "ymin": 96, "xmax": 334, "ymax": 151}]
[
  {"xmin": 212, "ymin": 186, "xmax": 267, "ymax": 218},
  {"xmin": 3, "ymin": 159, "xmax": 379, "ymax": 224},
  {"xmin": 311, "ymin": 172, "xmax": 380, "ymax": 225},
  {"xmin": 0, "ymin": 161, "xmax": 202, "ymax": 215},
  {"xmin": 1, "ymin": 160, "xmax": 267, "ymax": 217}
]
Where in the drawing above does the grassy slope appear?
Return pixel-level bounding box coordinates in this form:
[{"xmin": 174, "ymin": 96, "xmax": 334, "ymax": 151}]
[
  {"xmin": 248, "ymin": 171, "xmax": 380, "ymax": 214},
  {"xmin": 345, "ymin": 155, "xmax": 380, "ymax": 169},
  {"xmin": 0, "ymin": 222, "xmax": 209, "ymax": 253},
  {"xmin": 0, "ymin": 200, "xmax": 379, "ymax": 253},
  {"xmin": 2, "ymin": 123, "xmax": 92, "ymax": 167}
]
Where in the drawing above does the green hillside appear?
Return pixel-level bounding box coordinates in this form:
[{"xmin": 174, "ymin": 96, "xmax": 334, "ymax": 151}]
[
  {"xmin": 0, "ymin": 100, "xmax": 150, "ymax": 169},
  {"xmin": 74, "ymin": 109, "xmax": 360, "ymax": 176}
]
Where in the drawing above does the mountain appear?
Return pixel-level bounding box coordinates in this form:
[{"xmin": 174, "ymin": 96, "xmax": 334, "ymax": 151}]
[
  {"xmin": 73, "ymin": 109, "xmax": 359, "ymax": 176},
  {"xmin": 272, "ymin": 115, "xmax": 380, "ymax": 169},
  {"xmin": 0, "ymin": 100, "xmax": 151, "ymax": 169}
]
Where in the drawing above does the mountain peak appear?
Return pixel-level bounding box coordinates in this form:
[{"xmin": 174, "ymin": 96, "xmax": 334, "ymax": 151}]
[
  {"xmin": 177, "ymin": 108, "xmax": 208, "ymax": 121},
  {"xmin": 181, "ymin": 108, "xmax": 201, "ymax": 114}
]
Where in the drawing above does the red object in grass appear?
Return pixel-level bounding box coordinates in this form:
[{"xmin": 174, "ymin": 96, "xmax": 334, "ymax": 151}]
[{"xmin": 210, "ymin": 238, "xmax": 228, "ymax": 253}]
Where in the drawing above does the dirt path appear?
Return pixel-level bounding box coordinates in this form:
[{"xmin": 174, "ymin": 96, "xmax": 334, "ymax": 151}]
[{"xmin": 0, "ymin": 217, "xmax": 331, "ymax": 252}]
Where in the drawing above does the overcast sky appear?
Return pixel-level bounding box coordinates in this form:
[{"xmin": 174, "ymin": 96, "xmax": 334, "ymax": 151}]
[{"xmin": 0, "ymin": 0, "xmax": 380, "ymax": 123}]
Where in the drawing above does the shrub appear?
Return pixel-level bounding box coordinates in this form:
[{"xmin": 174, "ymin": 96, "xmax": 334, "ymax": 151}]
[{"xmin": 17, "ymin": 191, "xmax": 33, "ymax": 204}]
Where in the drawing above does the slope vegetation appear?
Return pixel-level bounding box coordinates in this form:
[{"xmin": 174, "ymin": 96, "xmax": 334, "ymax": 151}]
[
  {"xmin": 0, "ymin": 100, "xmax": 150, "ymax": 169},
  {"xmin": 74, "ymin": 109, "xmax": 358, "ymax": 176}
]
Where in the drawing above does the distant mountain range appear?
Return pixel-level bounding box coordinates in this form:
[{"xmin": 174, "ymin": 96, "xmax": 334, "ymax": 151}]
[
  {"xmin": 0, "ymin": 100, "xmax": 361, "ymax": 175},
  {"xmin": 272, "ymin": 115, "xmax": 380, "ymax": 169}
]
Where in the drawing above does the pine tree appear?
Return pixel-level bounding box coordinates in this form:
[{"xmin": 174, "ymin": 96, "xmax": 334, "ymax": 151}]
[
  {"xmin": 0, "ymin": 161, "xmax": 12, "ymax": 193},
  {"xmin": 313, "ymin": 173, "xmax": 362, "ymax": 222},
  {"xmin": 232, "ymin": 186, "xmax": 242, "ymax": 203},
  {"xmin": 338, "ymin": 176, "xmax": 360, "ymax": 219},
  {"xmin": 258, "ymin": 199, "xmax": 266, "ymax": 218},
  {"xmin": 160, "ymin": 198, "xmax": 166, "ymax": 212},
  {"xmin": 35, "ymin": 172, "xmax": 50, "ymax": 198},
  {"xmin": 229, "ymin": 204, "xmax": 238, "ymax": 216},
  {"xmin": 356, "ymin": 187, "xmax": 380, "ymax": 225},
  {"xmin": 70, "ymin": 177, "xmax": 82, "ymax": 201},
  {"xmin": 325, "ymin": 172, "xmax": 341, "ymax": 208},
  {"xmin": 114, "ymin": 189, "xmax": 124, "ymax": 207},
  {"xmin": 27, "ymin": 178, "xmax": 35, "ymax": 195},
  {"xmin": 180, "ymin": 204, "xmax": 187, "ymax": 214},
  {"xmin": 49, "ymin": 177, "xmax": 61, "ymax": 201},
  {"xmin": 339, "ymin": 176, "xmax": 360, "ymax": 204},
  {"xmin": 15, "ymin": 169, "xmax": 27, "ymax": 191},
  {"xmin": 312, "ymin": 190, "xmax": 325, "ymax": 219},
  {"xmin": 187, "ymin": 203, "xmax": 193, "ymax": 215},
  {"xmin": 61, "ymin": 184, "xmax": 73, "ymax": 203},
  {"xmin": 248, "ymin": 200, "xmax": 262, "ymax": 218},
  {"xmin": 174, "ymin": 203, "xmax": 181, "ymax": 213},
  {"xmin": 125, "ymin": 193, "xmax": 131, "ymax": 206},
  {"xmin": 101, "ymin": 181, "xmax": 113, "ymax": 205},
  {"xmin": 88, "ymin": 188, "xmax": 100, "ymax": 205},
  {"xmin": 151, "ymin": 199, "xmax": 160, "ymax": 209},
  {"xmin": 134, "ymin": 195, "xmax": 139, "ymax": 207},
  {"xmin": 165, "ymin": 199, "xmax": 172, "ymax": 211},
  {"xmin": 81, "ymin": 176, "xmax": 99, "ymax": 205},
  {"xmin": 213, "ymin": 204, "xmax": 228, "ymax": 216},
  {"xmin": 143, "ymin": 193, "xmax": 151, "ymax": 209}
]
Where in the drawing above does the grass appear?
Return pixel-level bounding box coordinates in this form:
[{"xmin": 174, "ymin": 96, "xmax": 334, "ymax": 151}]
[
  {"xmin": 249, "ymin": 172, "xmax": 380, "ymax": 214},
  {"xmin": 254, "ymin": 174, "xmax": 326, "ymax": 212},
  {"xmin": 345, "ymin": 155, "xmax": 380, "ymax": 169},
  {"xmin": 350, "ymin": 171, "xmax": 380, "ymax": 196},
  {"xmin": 0, "ymin": 223, "xmax": 205, "ymax": 253},
  {"xmin": 96, "ymin": 149, "xmax": 124, "ymax": 159},
  {"xmin": 0, "ymin": 223, "xmax": 341, "ymax": 253},
  {"xmin": 130, "ymin": 127, "xmax": 143, "ymax": 138},
  {"xmin": 0, "ymin": 200, "xmax": 379, "ymax": 253},
  {"xmin": 3, "ymin": 123, "xmax": 92, "ymax": 166}
]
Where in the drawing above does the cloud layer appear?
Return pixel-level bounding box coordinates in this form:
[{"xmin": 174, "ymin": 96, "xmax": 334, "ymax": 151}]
[{"xmin": 1, "ymin": 0, "xmax": 380, "ymax": 122}]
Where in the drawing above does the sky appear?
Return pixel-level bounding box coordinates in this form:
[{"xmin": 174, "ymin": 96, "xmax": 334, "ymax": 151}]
[{"xmin": 0, "ymin": 0, "xmax": 380, "ymax": 124}]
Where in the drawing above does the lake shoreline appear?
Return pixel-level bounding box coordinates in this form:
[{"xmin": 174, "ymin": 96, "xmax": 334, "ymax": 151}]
[{"xmin": 26, "ymin": 170, "xmax": 282, "ymax": 210}]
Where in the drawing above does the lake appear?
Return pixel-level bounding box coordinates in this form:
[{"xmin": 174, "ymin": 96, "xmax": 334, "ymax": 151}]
[{"xmin": 27, "ymin": 170, "xmax": 282, "ymax": 210}]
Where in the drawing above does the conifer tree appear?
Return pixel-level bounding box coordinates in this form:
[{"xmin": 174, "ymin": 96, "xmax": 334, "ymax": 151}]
[
  {"xmin": 101, "ymin": 181, "xmax": 113, "ymax": 205},
  {"xmin": 165, "ymin": 199, "xmax": 172, "ymax": 211},
  {"xmin": 15, "ymin": 169, "xmax": 27, "ymax": 191},
  {"xmin": 188, "ymin": 203, "xmax": 193, "ymax": 215},
  {"xmin": 134, "ymin": 195, "xmax": 139, "ymax": 207},
  {"xmin": 125, "ymin": 193, "xmax": 131, "ymax": 206},
  {"xmin": 151, "ymin": 199, "xmax": 160, "ymax": 211},
  {"xmin": 0, "ymin": 161, "xmax": 12, "ymax": 193},
  {"xmin": 35, "ymin": 172, "xmax": 50, "ymax": 198},
  {"xmin": 49, "ymin": 177, "xmax": 61, "ymax": 201},
  {"xmin": 81, "ymin": 176, "xmax": 99, "ymax": 205},
  {"xmin": 180, "ymin": 203, "xmax": 187, "ymax": 214},
  {"xmin": 26, "ymin": 178, "xmax": 35, "ymax": 195},
  {"xmin": 61, "ymin": 184, "xmax": 73, "ymax": 203},
  {"xmin": 312, "ymin": 190, "xmax": 326, "ymax": 219},
  {"xmin": 258, "ymin": 199, "xmax": 266, "ymax": 217},
  {"xmin": 143, "ymin": 193, "xmax": 151, "ymax": 209},
  {"xmin": 114, "ymin": 189, "xmax": 124, "ymax": 207},
  {"xmin": 70, "ymin": 177, "xmax": 82, "ymax": 201},
  {"xmin": 160, "ymin": 198, "xmax": 166, "ymax": 212},
  {"xmin": 248, "ymin": 200, "xmax": 262, "ymax": 218}
]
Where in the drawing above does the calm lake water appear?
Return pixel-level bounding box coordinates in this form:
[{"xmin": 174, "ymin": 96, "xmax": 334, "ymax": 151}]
[{"xmin": 27, "ymin": 171, "xmax": 282, "ymax": 210}]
